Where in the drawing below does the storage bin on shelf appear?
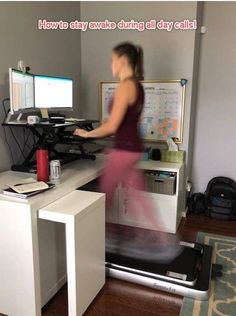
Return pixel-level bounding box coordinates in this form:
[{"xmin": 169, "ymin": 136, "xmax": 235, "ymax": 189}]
[{"xmin": 145, "ymin": 171, "xmax": 176, "ymax": 195}]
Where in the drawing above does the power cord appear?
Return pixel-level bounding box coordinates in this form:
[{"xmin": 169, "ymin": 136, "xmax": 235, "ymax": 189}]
[
  {"xmin": 16, "ymin": 127, "xmax": 32, "ymax": 164},
  {"xmin": 2, "ymin": 98, "xmax": 9, "ymax": 119},
  {"xmin": 2, "ymin": 98, "xmax": 15, "ymax": 163},
  {"xmin": 2, "ymin": 98, "xmax": 26, "ymax": 163}
]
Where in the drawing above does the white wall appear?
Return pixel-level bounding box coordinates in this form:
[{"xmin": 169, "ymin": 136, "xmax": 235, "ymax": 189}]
[
  {"xmin": 80, "ymin": 1, "xmax": 201, "ymax": 177},
  {"xmin": 0, "ymin": 2, "xmax": 81, "ymax": 171},
  {"xmin": 192, "ymin": 2, "xmax": 236, "ymax": 192}
]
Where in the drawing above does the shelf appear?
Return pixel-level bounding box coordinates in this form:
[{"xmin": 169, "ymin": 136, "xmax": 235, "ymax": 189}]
[
  {"xmin": 138, "ymin": 160, "xmax": 183, "ymax": 172},
  {"xmin": 139, "ymin": 190, "xmax": 177, "ymax": 200}
]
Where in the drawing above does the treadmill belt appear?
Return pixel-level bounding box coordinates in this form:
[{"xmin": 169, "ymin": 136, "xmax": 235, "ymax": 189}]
[{"xmin": 106, "ymin": 245, "xmax": 202, "ymax": 285}]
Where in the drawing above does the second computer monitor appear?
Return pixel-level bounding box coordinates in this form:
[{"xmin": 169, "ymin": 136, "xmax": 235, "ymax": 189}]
[
  {"xmin": 9, "ymin": 68, "xmax": 34, "ymax": 114},
  {"xmin": 34, "ymin": 74, "xmax": 73, "ymax": 110}
]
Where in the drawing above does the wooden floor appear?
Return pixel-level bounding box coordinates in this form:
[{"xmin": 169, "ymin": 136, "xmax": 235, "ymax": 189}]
[{"xmin": 42, "ymin": 214, "xmax": 236, "ymax": 316}]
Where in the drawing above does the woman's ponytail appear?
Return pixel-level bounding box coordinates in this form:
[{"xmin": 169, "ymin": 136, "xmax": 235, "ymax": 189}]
[{"xmin": 135, "ymin": 45, "xmax": 144, "ymax": 80}]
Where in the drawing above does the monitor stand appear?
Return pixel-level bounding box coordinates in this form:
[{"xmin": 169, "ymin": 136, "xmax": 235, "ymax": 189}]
[
  {"xmin": 40, "ymin": 108, "xmax": 49, "ymax": 121},
  {"xmin": 4, "ymin": 111, "xmax": 23, "ymax": 124},
  {"xmin": 16, "ymin": 113, "xmax": 23, "ymax": 121}
]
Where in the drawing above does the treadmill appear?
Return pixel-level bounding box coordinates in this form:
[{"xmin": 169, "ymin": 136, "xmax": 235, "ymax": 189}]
[
  {"xmin": 106, "ymin": 240, "xmax": 214, "ymax": 300},
  {"xmin": 78, "ymin": 183, "xmax": 218, "ymax": 300}
]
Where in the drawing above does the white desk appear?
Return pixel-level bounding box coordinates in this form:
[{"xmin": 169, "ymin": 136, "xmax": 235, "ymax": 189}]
[
  {"xmin": 0, "ymin": 156, "xmax": 105, "ymax": 316},
  {"xmin": 0, "ymin": 156, "xmax": 186, "ymax": 316},
  {"xmin": 39, "ymin": 190, "xmax": 105, "ymax": 316}
]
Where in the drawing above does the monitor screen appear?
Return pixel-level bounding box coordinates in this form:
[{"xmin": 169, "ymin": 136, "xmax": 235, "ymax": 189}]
[
  {"xmin": 34, "ymin": 75, "xmax": 73, "ymax": 109},
  {"xmin": 9, "ymin": 68, "xmax": 34, "ymax": 113}
]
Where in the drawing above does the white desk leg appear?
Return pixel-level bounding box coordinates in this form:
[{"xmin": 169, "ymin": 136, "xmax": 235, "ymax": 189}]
[
  {"xmin": 66, "ymin": 203, "xmax": 105, "ymax": 316},
  {"xmin": 0, "ymin": 201, "xmax": 41, "ymax": 316}
]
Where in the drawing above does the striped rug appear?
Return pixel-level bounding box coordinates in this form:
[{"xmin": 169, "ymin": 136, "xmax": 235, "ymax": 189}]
[{"xmin": 180, "ymin": 232, "xmax": 236, "ymax": 316}]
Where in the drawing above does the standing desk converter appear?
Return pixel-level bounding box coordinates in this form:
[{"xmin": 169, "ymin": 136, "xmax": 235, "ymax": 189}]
[{"xmin": 2, "ymin": 120, "xmax": 98, "ymax": 173}]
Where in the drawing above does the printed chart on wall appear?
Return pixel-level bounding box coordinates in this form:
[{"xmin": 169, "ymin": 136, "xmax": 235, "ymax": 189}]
[{"xmin": 100, "ymin": 79, "xmax": 187, "ymax": 143}]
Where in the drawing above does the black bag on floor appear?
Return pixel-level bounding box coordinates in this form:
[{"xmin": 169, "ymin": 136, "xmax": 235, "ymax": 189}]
[
  {"xmin": 205, "ymin": 176, "xmax": 236, "ymax": 220},
  {"xmin": 188, "ymin": 193, "xmax": 206, "ymax": 214}
]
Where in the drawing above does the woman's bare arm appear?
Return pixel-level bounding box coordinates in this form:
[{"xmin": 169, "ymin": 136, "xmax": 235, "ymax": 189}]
[{"xmin": 74, "ymin": 80, "xmax": 136, "ymax": 138}]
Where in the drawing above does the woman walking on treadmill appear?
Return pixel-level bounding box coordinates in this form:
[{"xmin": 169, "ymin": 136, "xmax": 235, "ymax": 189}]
[{"xmin": 74, "ymin": 42, "xmax": 181, "ymax": 262}]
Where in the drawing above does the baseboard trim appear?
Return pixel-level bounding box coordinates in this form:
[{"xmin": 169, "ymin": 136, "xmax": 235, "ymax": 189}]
[{"xmin": 41, "ymin": 274, "xmax": 67, "ymax": 307}]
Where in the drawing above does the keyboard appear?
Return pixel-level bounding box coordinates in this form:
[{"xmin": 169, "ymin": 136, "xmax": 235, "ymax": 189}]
[
  {"xmin": 62, "ymin": 134, "xmax": 84, "ymax": 141},
  {"xmin": 65, "ymin": 118, "xmax": 86, "ymax": 122}
]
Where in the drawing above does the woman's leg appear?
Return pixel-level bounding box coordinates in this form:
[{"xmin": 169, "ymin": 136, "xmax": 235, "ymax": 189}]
[
  {"xmin": 121, "ymin": 160, "xmax": 182, "ymax": 261},
  {"xmin": 99, "ymin": 149, "xmax": 141, "ymax": 207},
  {"xmin": 100, "ymin": 149, "xmax": 164, "ymax": 232},
  {"xmin": 121, "ymin": 161, "xmax": 163, "ymax": 231},
  {"xmin": 100, "ymin": 149, "xmax": 142, "ymax": 248},
  {"xmin": 101, "ymin": 150, "xmax": 182, "ymax": 261}
]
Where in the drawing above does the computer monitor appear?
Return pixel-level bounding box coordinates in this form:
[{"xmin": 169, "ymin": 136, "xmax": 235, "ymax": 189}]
[
  {"xmin": 34, "ymin": 74, "xmax": 73, "ymax": 114},
  {"xmin": 9, "ymin": 68, "xmax": 34, "ymax": 114}
]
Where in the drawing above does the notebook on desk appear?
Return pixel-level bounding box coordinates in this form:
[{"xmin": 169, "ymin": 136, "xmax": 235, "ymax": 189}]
[{"xmin": 1, "ymin": 182, "xmax": 55, "ymax": 199}]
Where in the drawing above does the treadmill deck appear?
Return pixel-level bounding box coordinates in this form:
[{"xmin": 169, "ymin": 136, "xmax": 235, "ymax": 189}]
[{"xmin": 106, "ymin": 242, "xmax": 213, "ymax": 300}]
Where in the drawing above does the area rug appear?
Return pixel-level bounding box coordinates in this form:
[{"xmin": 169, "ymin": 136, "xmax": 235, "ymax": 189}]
[{"xmin": 180, "ymin": 232, "xmax": 236, "ymax": 316}]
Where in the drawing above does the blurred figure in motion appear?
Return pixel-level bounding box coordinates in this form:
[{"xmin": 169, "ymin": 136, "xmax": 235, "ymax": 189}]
[{"xmin": 74, "ymin": 42, "xmax": 181, "ymax": 263}]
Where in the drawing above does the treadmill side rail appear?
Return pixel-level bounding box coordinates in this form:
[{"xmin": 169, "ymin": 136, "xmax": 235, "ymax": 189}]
[{"xmin": 106, "ymin": 268, "xmax": 209, "ymax": 300}]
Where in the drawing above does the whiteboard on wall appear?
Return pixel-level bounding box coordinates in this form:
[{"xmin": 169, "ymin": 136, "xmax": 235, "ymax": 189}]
[{"xmin": 99, "ymin": 79, "xmax": 186, "ymax": 143}]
